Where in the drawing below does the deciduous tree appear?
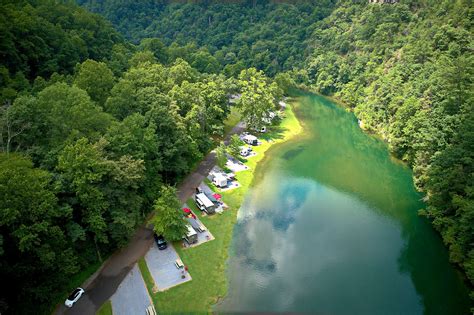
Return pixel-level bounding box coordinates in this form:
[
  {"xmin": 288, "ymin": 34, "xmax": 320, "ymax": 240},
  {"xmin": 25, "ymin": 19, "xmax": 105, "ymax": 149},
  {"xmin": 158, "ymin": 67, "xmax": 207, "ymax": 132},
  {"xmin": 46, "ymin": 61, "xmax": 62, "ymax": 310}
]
[{"xmin": 151, "ymin": 186, "xmax": 187, "ymax": 241}]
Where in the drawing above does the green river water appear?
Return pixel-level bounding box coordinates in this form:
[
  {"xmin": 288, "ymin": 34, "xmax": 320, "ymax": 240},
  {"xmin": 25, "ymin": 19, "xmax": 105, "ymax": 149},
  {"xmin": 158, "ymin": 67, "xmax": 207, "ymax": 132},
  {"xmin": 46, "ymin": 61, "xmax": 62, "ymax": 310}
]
[{"xmin": 216, "ymin": 94, "xmax": 471, "ymax": 314}]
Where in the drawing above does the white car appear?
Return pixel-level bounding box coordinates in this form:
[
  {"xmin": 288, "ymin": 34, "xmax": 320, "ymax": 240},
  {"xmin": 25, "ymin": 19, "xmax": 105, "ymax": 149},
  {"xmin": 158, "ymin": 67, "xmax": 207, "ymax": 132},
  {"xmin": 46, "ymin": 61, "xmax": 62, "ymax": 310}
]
[{"xmin": 65, "ymin": 287, "xmax": 84, "ymax": 308}]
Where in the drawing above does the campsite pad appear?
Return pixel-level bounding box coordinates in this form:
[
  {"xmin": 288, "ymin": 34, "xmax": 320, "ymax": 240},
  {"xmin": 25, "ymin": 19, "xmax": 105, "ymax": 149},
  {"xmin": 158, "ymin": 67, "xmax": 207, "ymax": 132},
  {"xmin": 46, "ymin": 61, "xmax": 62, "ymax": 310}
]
[
  {"xmin": 218, "ymin": 180, "xmax": 240, "ymax": 192},
  {"xmin": 182, "ymin": 202, "xmax": 215, "ymax": 248},
  {"xmin": 207, "ymin": 166, "xmax": 241, "ymax": 192},
  {"xmin": 145, "ymin": 243, "xmax": 192, "ymax": 292},
  {"xmin": 111, "ymin": 264, "xmax": 152, "ymax": 315},
  {"xmin": 246, "ymin": 151, "xmax": 257, "ymax": 158},
  {"xmin": 226, "ymin": 158, "xmax": 249, "ymax": 172}
]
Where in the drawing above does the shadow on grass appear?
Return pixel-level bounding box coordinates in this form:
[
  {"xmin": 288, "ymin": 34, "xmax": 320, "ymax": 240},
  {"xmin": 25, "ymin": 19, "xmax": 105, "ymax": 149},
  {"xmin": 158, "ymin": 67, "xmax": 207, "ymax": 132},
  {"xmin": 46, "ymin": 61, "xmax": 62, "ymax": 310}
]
[{"xmin": 258, "ymin": 124, "xmax": 287, "ymax": 142}]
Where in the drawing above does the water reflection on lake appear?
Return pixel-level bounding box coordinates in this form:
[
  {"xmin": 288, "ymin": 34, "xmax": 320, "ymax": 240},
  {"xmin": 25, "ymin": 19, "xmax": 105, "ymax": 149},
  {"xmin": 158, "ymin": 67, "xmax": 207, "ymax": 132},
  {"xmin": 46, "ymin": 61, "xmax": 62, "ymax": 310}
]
[{"xmin": 216, "ymin": 94, "xmax": 470, "ymax": 314}]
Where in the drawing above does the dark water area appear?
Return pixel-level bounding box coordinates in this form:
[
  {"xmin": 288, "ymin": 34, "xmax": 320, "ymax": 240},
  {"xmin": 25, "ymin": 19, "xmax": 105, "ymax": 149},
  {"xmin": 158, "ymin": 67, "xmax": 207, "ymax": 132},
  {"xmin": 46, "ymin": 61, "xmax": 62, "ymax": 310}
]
[{"xmin": 216, "ymin": 94, "xmax": 471, "ymax": 314}]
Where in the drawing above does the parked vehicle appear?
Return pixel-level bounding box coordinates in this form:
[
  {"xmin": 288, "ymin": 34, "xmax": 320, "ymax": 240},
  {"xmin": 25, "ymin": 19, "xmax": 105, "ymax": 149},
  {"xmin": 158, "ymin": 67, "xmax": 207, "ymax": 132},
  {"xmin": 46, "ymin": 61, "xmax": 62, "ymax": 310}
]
[
  {"xmin": 64, "ymin": 288, "xmax": 84, "ymax": 308},
  {"xmin": 153, "ymin": 234, "xmax": 167, "ymax": 250},
  {"xmin": 240, "ymin": 146, "xmax": 251, "ymax": 157},
  {"xmin": 183, "ymin": 224, "xmax": 198, "ymax": 244},
  {"xmin": 187, "ymin": 217, "xmax": 206, "ymax": 233},
  {"xmin": 195, "ymin": 193, "xmax": 216, "ymax": 214},
  {"xmin": 253, "ymin": 126, "xmax": 267, "ymax": 133},
  {"xmin": 212, "ymin": 173, "xmax": 228, "ymax": 188},
  {"xmin": 205, "ymin": 191, "xmax": 218, "ymax": 204},
  {"xmin": 243, "ymin": 134, "xmax": 258, "ymax": 146}
]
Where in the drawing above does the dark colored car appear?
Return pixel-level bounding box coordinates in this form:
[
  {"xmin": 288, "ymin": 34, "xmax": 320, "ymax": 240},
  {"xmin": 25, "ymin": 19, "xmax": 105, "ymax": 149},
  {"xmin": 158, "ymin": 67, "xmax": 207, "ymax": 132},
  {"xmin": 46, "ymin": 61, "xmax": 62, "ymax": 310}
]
[{"xmin": 154, "ymin": 234, "xmax": 167, "ymax": 250}]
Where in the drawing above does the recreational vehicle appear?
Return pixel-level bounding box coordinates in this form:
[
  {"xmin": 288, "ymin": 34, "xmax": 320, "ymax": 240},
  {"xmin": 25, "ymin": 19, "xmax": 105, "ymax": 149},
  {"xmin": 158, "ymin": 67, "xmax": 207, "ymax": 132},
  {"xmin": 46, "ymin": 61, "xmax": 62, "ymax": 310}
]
[
  {"xmin": 243, "ymin": 134, "xmax": 258, "ymax": 146},
  {"xmin": 212, "ymin": 173, "xmax": 228, "ymax": 188},
  {"xmin": 187, "ymin": 217, "xmax": 207, "ymax": 233},
  {"xmin": 183, "ymin": 224, "xmax": 198, "ymax": 244},
  {"xmin": 195, "ymin": 193, "xmax": 216, "ymax": 214},
  {"xmin": 240, "ymin": 146, "xmax": 251, "ymax": 157}
]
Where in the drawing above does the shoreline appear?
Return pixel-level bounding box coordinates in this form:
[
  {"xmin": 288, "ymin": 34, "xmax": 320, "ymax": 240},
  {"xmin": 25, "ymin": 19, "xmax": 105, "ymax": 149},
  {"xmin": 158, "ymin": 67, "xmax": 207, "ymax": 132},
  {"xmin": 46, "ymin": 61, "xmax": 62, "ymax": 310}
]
[{"xmin": 144, "ymin": 100, "xmax": 303, "ymax": 312}]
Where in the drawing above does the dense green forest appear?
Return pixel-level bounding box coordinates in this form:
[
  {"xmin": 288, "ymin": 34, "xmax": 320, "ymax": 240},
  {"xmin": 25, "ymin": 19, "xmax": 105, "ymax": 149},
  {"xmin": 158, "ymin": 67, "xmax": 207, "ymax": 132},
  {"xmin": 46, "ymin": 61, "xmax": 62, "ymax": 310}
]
[
  {"xmin": 0, "ymin": 0, "xmax": 472, "ymax": 313},
  {"xmin": 78, "ymin": 0, "xmax": 337, "ymax": 76},
  {"xmin": 80, "ymin": 0, "xmax": 473, "ymax": 304},
  {"xmin": 0, "ymin": 1, "xmax": 283, "ymax": 313}
]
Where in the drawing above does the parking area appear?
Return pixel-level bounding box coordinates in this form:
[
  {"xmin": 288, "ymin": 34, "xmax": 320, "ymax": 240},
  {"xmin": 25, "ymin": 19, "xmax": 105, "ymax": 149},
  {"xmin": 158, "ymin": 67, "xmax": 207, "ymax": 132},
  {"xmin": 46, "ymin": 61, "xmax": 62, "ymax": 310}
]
[
  {"xmin": 226, "ymin": 155, "xmax": 249, "ymax": 172},
  {"xmin": 145, "ymin": 243, "xmax": 192, "ymax": 292},
  {"xmin": 111, "ymin": 264, "xmax": 152, "ymax": 315}
]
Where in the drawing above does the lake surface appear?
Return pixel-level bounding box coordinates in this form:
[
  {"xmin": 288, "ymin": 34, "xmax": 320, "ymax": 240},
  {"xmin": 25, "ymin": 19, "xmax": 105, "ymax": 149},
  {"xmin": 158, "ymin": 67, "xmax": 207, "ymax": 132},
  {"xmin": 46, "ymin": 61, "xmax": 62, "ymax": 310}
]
[{"xmin": 216, "ymin": 94, "xmax": 470, "ymax": 314}]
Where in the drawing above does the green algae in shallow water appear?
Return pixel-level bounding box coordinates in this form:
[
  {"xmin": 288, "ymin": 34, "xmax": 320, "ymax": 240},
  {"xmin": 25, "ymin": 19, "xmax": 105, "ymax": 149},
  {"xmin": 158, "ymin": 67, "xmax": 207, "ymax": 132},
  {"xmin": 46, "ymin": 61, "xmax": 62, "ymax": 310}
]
[{"xmin": 216, "ymin": 93, "xmax": 471, "ymax": 314}]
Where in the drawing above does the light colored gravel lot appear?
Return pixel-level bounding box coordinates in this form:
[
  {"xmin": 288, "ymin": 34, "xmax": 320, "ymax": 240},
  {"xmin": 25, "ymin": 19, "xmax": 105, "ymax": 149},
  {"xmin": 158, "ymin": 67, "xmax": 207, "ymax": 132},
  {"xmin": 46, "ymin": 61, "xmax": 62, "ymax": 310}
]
[
  {"xmin": 145, "ymin": 243, "xmax": 192, "ymax": 291},
  {"xmin": 111, "ymin": 264, "xmax": 152, "ymax": 315}
]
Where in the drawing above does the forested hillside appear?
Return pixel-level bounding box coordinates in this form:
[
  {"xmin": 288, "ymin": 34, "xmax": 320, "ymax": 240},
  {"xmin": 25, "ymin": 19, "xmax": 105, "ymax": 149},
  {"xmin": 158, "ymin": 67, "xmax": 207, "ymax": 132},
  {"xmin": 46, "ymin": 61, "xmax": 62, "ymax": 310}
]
[
  {"xmin": 78, "ymin": 0, "xmax": 474, "ymax": 304},
  {"xmin": 0, "ymin": 0, "xmax": 122, "ymax": 102},
  {"xmin": 78, "ymin": 0, "xmax": 337, "ymax": 76},
  {"xmin": 0, "ymin": 1, "xmax": 283, "ymax": 313},
  {"xmin": 304, "ymin": 1, "xmax": 474, "ymax": 303}
]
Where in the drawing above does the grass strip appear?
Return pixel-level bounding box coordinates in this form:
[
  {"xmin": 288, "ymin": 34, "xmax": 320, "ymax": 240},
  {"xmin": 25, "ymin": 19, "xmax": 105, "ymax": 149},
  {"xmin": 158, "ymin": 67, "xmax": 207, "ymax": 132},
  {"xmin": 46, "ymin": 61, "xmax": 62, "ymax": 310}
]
[
  {"xmin": 96, "ymin": 300, "xmax": 112, "ymax": 315},
  {"xmin": 138, "ymin": 257, "xmax": 157, "ymax": 294}
]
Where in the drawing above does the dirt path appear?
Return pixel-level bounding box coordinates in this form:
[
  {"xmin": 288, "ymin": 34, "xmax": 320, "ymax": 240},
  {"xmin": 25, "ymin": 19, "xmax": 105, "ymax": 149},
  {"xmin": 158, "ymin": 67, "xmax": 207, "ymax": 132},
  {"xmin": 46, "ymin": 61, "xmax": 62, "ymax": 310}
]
[{"xmin": 56, "ymin": 121, "xmax": 245, "ymax": 315}]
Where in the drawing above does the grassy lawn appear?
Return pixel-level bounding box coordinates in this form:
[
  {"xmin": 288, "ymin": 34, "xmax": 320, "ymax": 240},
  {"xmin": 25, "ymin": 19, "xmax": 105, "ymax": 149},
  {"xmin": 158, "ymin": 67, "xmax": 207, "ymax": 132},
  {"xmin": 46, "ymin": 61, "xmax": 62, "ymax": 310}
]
[
  {"xmin": 145, "ymin": 103, "xmax": 302, "ymax": 313},
  {"xmin": 96, "ymin": 300, "xmax": 113, "ymax": 315},
  {"xmin": 138, "ymin": 257, "xmax": 157, "ymax": 294}
]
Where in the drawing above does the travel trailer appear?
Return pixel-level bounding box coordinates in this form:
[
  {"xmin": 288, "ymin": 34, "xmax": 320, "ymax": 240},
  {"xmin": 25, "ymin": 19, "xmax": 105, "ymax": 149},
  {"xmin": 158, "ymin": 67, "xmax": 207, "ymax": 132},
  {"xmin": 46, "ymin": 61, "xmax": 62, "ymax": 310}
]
[
  {"xmin": 183, "ymin": 224, "xmax": 198, "ymax": 244},
  {"xmin": 187, "ymin": 217, "xmax": 206, "ymax": 233},
  {"xmin": 212, "ymin": 173, "xmax": 228, "ymax": 188},
  {"xmin": 195, "ymin": 193, "xmax": 216, "ymax": 214},
  {"xmin": 243, "ymin": 134, "xmax": 258, "ymax": 146}
]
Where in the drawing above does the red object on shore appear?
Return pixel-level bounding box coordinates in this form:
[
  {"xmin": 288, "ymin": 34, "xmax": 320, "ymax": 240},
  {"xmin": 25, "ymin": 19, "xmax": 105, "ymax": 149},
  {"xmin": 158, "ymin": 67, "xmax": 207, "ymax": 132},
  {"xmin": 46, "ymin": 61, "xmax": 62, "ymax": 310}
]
[
  {"xmin": 183, "ymin": 208, "xmax": 191, "ymax": 213},
  {"xmin": 213, "ymin": 193, "xmax": 222, "ymax": 200}
]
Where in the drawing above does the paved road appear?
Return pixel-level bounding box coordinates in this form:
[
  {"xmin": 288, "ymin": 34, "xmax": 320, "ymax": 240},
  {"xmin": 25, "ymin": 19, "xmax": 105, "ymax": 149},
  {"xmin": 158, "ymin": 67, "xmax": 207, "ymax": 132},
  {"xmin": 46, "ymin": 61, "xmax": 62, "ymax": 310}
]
[
  {"xmin": 55, "ymin": 121, "xmax": 245, "ymax": 315},
  {"xmin": 57, "ymin": 226, "xmax": 154, "ymax": 315}
]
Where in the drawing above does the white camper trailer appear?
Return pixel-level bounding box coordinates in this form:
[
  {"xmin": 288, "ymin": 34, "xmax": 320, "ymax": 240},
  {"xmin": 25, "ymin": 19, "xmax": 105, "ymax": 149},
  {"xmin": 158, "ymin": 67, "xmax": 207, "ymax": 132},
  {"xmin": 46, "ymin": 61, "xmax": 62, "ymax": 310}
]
[
  {"xmin": 195, "ymin": 193, "xmax": 216, "ymax": 214},
  {"xmin": 240, "ymin": 146, "xmax": 251, "ymax": 157},
  {"xmin": 243, "ymin": 134, "xmax": 258, "ymax": 146},
  {"xmin": 183, "ymin": 224, "xmax": 198, "ymax": 244},
  {"xmin": 212, "ymin": 173, "xmax": 228, "ymax": 188}
]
